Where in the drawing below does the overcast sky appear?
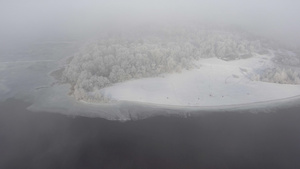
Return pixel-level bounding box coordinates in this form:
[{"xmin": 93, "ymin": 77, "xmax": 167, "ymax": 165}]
[{"xmin": 1, "ymin": 0, "xmax": 300, "ymax": 45}]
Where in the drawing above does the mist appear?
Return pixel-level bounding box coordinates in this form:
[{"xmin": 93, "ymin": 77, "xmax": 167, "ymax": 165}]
[
  {"xmin": 1, "ymin": 0, "xmax": 300, "ymax": 46},
  {"xmin": 2, "ymin": 1, "xmax": 300, "ymax": 168}
]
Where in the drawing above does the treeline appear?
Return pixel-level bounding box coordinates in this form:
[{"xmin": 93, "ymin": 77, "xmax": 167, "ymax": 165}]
[{"xmin": 252, "ymin": 67, "xmax": 300, "ymax": 84}]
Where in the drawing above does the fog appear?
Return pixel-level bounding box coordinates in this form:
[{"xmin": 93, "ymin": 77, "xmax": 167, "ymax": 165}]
[
  {"xmin": 2, "ymin": 2, "xmax": 300, "ymax": 168},
  {"xmin": 1, "ymin": 0, "xmax": 300, "ymax": 46}
]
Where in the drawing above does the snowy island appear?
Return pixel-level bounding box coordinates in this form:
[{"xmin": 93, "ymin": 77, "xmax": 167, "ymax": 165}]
[
  {"xmin": 55, "ymin": 24, "xmax": 300, "ymax": 107},
  {"xmin": 2, "ymin": 24, "xmax": 299, "ymax": 120}
]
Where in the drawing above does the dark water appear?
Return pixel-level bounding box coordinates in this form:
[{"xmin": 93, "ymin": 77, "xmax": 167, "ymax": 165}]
[{"xmin": 1, "ymin": 99, "xmax": 300, "ymax": 169}]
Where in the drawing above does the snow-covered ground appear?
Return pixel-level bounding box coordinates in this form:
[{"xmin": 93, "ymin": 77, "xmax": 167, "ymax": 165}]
[{"xmin": 98, "ymin": 54, "xmax": 300, "ymax": 106}]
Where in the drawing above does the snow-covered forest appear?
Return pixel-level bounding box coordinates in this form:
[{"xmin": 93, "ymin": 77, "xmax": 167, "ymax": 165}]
[{"xmin": 60, "ymin": 25, "xmax": 300, "ymax": 101}]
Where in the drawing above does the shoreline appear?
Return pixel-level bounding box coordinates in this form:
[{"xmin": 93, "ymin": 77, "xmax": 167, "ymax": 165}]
[{"xmin": 3, "ymin": 91, "xmax": 300, "ymax": 121}]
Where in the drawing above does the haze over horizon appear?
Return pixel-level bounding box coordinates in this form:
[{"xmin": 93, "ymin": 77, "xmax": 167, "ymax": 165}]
[{"xmin": 1, "ymin": 0, "xmax": 300, "ymax": 46}]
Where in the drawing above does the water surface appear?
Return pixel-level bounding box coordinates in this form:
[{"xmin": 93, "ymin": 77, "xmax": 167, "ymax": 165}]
[{"xmin": 1, "ymin": 98, "xmax": 300, "ymax": 169}]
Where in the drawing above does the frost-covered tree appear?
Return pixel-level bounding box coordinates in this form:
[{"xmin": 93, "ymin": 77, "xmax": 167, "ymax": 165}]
[
  {"xmin": 60, "ymin": 24, "xmax": 282, "ymax": 101},
  {"xmin": 252, "ymin": 67, "xmax": 300, "ymax": 84}
]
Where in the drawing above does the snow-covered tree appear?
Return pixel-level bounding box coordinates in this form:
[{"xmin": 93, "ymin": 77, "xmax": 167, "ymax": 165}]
[{"xmin": 60, "ymin": 24, "xmax": 282, "ymax": 101}]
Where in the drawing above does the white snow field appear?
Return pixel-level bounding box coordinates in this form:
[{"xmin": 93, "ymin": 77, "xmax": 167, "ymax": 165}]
[{"xmin": 99, "ymin": 55, "xmax": 300, "ymax": 107}]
